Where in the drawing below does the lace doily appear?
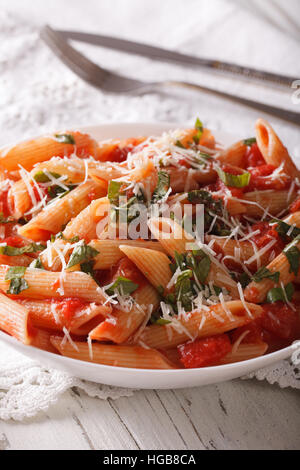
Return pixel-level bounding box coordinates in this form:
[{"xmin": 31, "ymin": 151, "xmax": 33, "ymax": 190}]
[{"xmin": 0, "ymin": 8, "xmax": 299, "ymax": 421}]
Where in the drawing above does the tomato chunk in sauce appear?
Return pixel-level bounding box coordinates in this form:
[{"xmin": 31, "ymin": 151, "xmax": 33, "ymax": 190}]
[{"xmin": 178, "ymin": 334, "xmax": 232, "ymax": 368}]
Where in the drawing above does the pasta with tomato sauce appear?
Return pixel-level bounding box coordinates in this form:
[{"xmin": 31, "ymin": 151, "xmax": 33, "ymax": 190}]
[{"xmin": 0, "ymin": 120, "xmax": 299, "ymax": 370}]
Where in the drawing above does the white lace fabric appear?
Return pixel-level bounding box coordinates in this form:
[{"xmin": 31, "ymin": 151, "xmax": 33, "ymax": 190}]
[{"xmin": 0, "ymin": 6, "xmax": 300, "ymax": 420}]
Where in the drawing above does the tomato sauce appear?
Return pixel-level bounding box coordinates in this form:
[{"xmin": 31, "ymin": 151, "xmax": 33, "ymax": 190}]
[
  {"xmin": 246, "ymin": 164, "xmax": 291, "ymax": 191},
  {"xmin": 244, "ymin": 143, "xmax": 265, "ymax": 167},
  {"xmin": 250, "ymin": 222, "xmax": 284, "ymax": 254},
  {"xmin": 178, "ymin": 334, "xmax": 232, "ymax": 368},
  {"xmin": 231, "ymin": 302, "xmax": 300, "ymax": 352}
]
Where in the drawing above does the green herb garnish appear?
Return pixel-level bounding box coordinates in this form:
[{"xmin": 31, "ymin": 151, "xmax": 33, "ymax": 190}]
[
  {"xmin": 252, "ymin": 266, "xmax": 280, "ymax": 283},
  {"xmin": 33, "ymin": 171, "xmax": 61, "ymax": 183},
  {"xmin": 217, "ymin": 167, "xmax": 250, "ymax": 188},
  {"xmin": 0, "ymin": 243, "xmax": 46, "ymax": 257},
  {"xmin": 5, "ymin": 266, "xmax": 28, "ymax": 295},
  {"xmin": 105, "ymin": 276, "xmax": 139, "ymax": 296},
  {"xmin": 29, "ymin": 258, "xmax": 45, "ymax": 269},
  {"xmin": 243, "ymin": 137, "xmax": 256, "ymax": 146},
  {"xmin": 151, "ymin": 171, "xmax": 170, "ymax": 203},
  {"xmin": 266, "ymin": 282, "xmax": 294, "ymax": 303},
  {"xmin": 67, "ymin": 243, "xmax": 99, "ymax": 269},
  {"xmin": 283, "ymin": 238, "xmax": 300, "ymax": 276},
  {"xmin": 193, "ymin": 118, "xmax": 204, "ymax": 145},
  {"xmin": 54, "ymin": 133, "xmax": 75, "ymax": 145},
  {"xmin": 0, "ymin": 213, "xmax": 16, "ymax": 224}
]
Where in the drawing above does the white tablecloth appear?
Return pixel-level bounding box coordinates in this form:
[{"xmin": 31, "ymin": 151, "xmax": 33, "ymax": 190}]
[{"xmin": 0, "ymin": 0, "xmax": 299, "ymax": 420}]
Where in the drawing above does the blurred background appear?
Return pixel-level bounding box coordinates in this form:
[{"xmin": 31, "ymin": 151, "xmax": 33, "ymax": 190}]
[{"xmin": 0, "ymin": 0, "xmax": 299, "ymax": 152}]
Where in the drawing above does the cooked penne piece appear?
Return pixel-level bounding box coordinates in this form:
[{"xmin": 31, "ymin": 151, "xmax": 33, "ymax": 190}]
[
  {"xmin": 167, "ymin": 167, "xmax": 217, "ymax": 193},
  {"xmin": 149, "ymin": 217, "xmax": 239, "ymax": 297},
  {"xmin": 95, "ymin": 137, "xmax": 145, "ymax": 162},
  {"xmin": 206, "ymin": 236, "xmax": 272, "ymax": 271},
  {"xmin": 7, "ymin": 157, "xmax": 89, "ymax": 218},
  {"xmin": 244, "ymin": 245, "xmax": 300, "ymax": 303},
  {"xmin": 91, "ymin": 239, "xmax": 165, "ymax": 270},
  {"xmin": 220, "ymin": 342, "xmax": 268, "ymax": 364},
  {"xmin": 89, "ymin": 306, "xmax": 146, "ymax": 344},
  {"xmin": 63, "ymin": 196, "xmax": 110, "ymax": 242},
  {"xmin": 0, "ymin": 292, "xmax": 32, "ymax": 344},
  {"xmin": 256, "ymin": 119, "xmax": 300, "ymax": 179},
  {"xmin": 50, "ymin": 336, "xmax": 176, "ymax": 369},
  {"xmin": 18, "ymin": 180, "xmax": 107, "ymax": 241},
  {"xmin": 0, "ymin": 266, "xmax": 109, "ymax": 304},
  {"xmin": 243, "ymin": 189, "xmax": 297, "ymax": 217},
  {"xmin": 119, "ymin": 245, "xmax": 172, "ymax": 289},
  {"xmin": 89, "ymin": 283, "xmax": 159, "ymax": 343},
  {"xmin": 30, "ymin": 328, "xmax": 58, "ymax": 353},
  {"xmin": 148, "ymin": 217, "xmax": 193, "ymax": 256},
  {"xmin": 0, "ymin": 254, "xmax": 33, "ymax": 267},
  {"xmin": 215, "ymin": 141, "xmax": 247, "ymax": 167},
  {"xmin": 0, "ymin": 131, "xmax": 98, "ymax": 171},
  {"xmin": 16, "ymin": 298, "xmax": 110, "ymax": 332},
  {"xmin": 140, "ymin": 301, "xmax": 263, "ymax": 350}
]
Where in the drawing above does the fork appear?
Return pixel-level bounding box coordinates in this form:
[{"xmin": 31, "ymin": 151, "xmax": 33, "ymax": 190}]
[{"xmin": 40, "ymin": 26, "xmax": 300, "ymax": 126}]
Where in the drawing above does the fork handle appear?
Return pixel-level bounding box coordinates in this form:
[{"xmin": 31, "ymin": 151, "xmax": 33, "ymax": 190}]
[{"xmin": 165, "ymin": 80, "xmax": 300, "ymax": 126}]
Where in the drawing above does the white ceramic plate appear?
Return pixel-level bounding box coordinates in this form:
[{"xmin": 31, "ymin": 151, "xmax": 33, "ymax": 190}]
[{"xmin": 0, "ymin": 122, "xmax": 296, "ymax": 389}]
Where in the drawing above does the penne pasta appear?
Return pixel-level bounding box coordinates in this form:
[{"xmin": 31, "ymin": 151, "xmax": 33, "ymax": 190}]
[
  {"xmin": 18, "ymin": 180, "xmax": 108, "ymax": 241},
  {"xmin": 50, "ymin": 336, "xmax": 176, "ymax": 369},
  {"xmin": 256, "ymin": 119, "xmax": 300, "ymax": 179},
  {"xmin": 0, "ymin": 131, "xmax": 98, "ymax": 171},
  {"xmin": 0, "ymin": 266, "xmax": 109, "ymax": 304},
  {"xmin": 0, "ymin": 291, "xmax": 32, "ymax": 344},
  {"xmin": 220, "ymin": 342, "xmax": 268, "ymax": 364},
  {"xmin": 244, "ymin": 246, "xmax": 300, "ymax": 303},
  {"xmin": 16, "ymin": 298, "xmax": 110, "ymax": 332},
  {"xmin": 243, "ymin": 189, "xmax": 297, "ymax": 217},
  {"xmin": 119, "ymin": 245, "xmax": 172, "ymax": 289},
  {"xmin": 91, "ymin": 239, "xmax": 165, "ymax": 270},
  {"xmin": 89, "ymin": 282, "xmax": 159, "ymax": 344},
  {"xmin": 140, "ymin": 301, "xmax": 263, "ymax": 350},
  {"xmin": 215, "ymin": 140, "xmax": 247, "ymax": 167},
  {"xmin": 0, "ymin": 121, "xmax": 298, "ymax": 371}
]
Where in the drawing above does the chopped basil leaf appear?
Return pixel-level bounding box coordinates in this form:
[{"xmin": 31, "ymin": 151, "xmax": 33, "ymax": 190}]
[
  {"xmin": 156, "ymin": 285, "xmax": 165, "ymax": 297},
  {"xmin": 193, "ymin": 118, "xmax": 204, "ymax": 145},
  {"xmin": 252, "ymin": 266, "xmax": 280, "ymax": 283},
  {"xmin": 80, "ymin": 260, "xmax": 95, "ymax": 277},
  {"xmin": 283, "ymin": 240, "xmax": 300, "ymax": 276},
  {"xmin": 54, "ymin": 133, "xmax": 75, "ymax": 145},
  {"xmin": 5, "ymin": 266, "xmax": 28, "ymax": 295},
  {"xmin": 55, "ymin": 232, "xmax": 80, "ymax": 243},
  {"xmin": 33, "ymin": 171, "xmax": 61, "ymax": 183},
  {"xmin": 217, "ymin": 167, "xmax": 250, "ymax": 188},
  {"xmin": 175, "ymin": 269, "xmax": 194, "ymax": 312},
  {"xmin": 266, "ymin": 282, "xmax": 294, "ymax": 303},
  {"xmin": 271, "ymin": 219, "xmax": 300, "ymax": 241},
  {"xmin": 0, "ymin": 243, "xmax": 46, "ymax": 257},
  {"xmin": 151, "ymin": 171, "xmax": 170, "ymax": 203},
  {"xmin": 29, "ymin": 258, "xmax": 44, "ymax": 269},
  {"xmin": 67, "ymin": 243, "xmax": 99, "ymax": 269},
  {"xmin": 47, "ymin": 184, "xmax": 76, "ymax": 200},
  {"xmin": 108, "ymin": 181, "xmax": 124, "ymax": 206},
  {"xmin": 0, "ymin": 212, "xmax": 16, "ymax": 224},
  {"xmin": 106, "ymin": 276, "xmax": 139, "ymax": 296},
  {"xmin": 243, "ymin": 137, "xmax": 256, "ymax": 146},
  {"xmin": 238, "ymin": 272, "xmax": 251, "ymax": 288},
  {"xmin": 175, "ymin": 140, "xmax": 185, "ymax": 148},
  {"xmin": 187, "ymin": 190, "xmax": 229, "ymax": 235}
]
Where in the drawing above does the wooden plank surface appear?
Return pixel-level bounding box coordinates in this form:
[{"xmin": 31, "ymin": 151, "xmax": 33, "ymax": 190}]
[{"xmin": 0, "ymin": 379, "xmax": 299, "ymax": 450}]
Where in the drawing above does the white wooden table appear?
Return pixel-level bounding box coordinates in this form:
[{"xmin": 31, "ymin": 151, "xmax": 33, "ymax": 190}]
[
  {"xmin": 0, "ymin": 0, "xmax": 299, "ymax": 451},
  {"xmin": 1, "ymin": 379, "xmax": 299, "ymax": 450}
]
